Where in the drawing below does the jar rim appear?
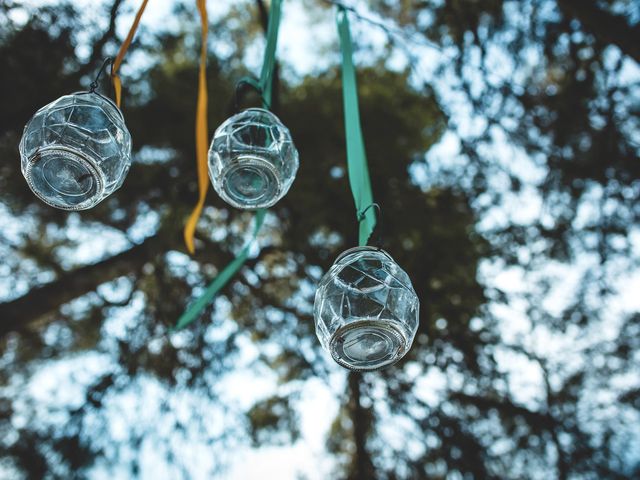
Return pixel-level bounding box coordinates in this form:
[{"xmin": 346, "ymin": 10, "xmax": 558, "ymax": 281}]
[
  {"xmin": 242, "ymin": 107, "xmax": 270, "ymax": 113},
  {"xmin": 334, "ymin": 245, "xmax": 393, "ymax": 264},
  {"xmin": 238, "ymin": 107, "xmax": 282, "ymax": 119},
  {"xmin": 328, "ymin": 320, "xmax": 407, "ymax": 372},
  {"xmin": 23, "ymin": 144, "xmax": 106, "ymax": 211}
]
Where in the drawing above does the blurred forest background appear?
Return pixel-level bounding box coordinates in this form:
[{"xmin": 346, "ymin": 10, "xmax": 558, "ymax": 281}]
[{"xmin": 0, "ymin": 0, "xmax": 639, "ymax": 478}]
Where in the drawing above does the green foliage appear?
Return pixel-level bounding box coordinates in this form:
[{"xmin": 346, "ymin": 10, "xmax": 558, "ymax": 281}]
[{"xmin": 247, "ymin": 394, "xmax": 300, "ymax": 447}]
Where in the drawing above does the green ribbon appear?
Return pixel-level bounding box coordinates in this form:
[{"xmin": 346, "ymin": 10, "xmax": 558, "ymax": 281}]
[
  {"xmin": 174, "ymin": 209, "xmax": 266, "ymax": 330},
  {"xmin": 237, "ymin": 0, "xmax": 282, "ymax": 109},
  {"xmin": 174, "ymin": 0, "xmax": 283, "ymax": 331},
  {"xmin": 259, "ymin": 0, "xmax": 282, "ymax": 109},
  {"xmin": 336, "ymin": 6, "xmax": 377, "ymax": 246}
]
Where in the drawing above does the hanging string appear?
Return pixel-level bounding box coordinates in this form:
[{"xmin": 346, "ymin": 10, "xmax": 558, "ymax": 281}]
[
  {"xmin": 111, "ymin": 0, "xmax": 150, "ymax": 108},
  {"xmin": 174, "ymin": 0, "xmax": 283, "ymax": 331},
  {"xmin": 336, "ymin": 6, "xmax": 377, "ymax": 246},
  {"xmin": 183, "ymin": 0, "xmax": 210, "ymax": 254}
]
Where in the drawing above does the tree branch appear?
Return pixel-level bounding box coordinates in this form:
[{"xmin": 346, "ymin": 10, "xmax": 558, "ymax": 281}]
[
  {"xmin": 0, "ymin": 233, "xmax": 170, "ymax": 337},
  {"xmin": 254, "ymin": 0, "xmax": 280, "ymax": 112},
  {"xmin": 76, "ymin": 0, "xmax": 125, "ymax": 78},
  {"xmin": 449, "ymin": 391, "xmax": 557, "ymax": 430},
  {"xmin": 255, "ymin": 0, "xmax": 269, "ymax": 32},
  {"xmin": 0, "ymin": 229, "xmax": 278, "ymax": 337},
  {"xmin": 557, "ymin": 0, "xmax": 640, "ymax": 64}
]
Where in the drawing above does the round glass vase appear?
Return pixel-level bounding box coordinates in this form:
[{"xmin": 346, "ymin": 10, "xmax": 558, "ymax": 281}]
[
  {"xmin": 208, "ymin": 108, "xmax": 299, "ymax": 209},
  {"xmin": 314, "ymin": 246, "xmax": 420, "ymax": 371},
  {"xmin": 19, "ymin": 91, "xmax": 132, "ymax": 210}
]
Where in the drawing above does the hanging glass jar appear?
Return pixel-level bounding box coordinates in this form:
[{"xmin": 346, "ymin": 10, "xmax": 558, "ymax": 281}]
[
  {"xmin": 19, "ymin": 91, "xmax": 132, "ymax": 210},
  {"xmin": 314, "ymin": 246, "xmax": 420, "ymax": 371},
  {"xmin": 208, "ymin": 108, "xmax": 298, "ymax": 209}
]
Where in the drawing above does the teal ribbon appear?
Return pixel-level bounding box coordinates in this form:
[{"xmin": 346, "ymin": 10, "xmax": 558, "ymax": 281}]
[
  {"xmin": 336, "ymin": 6, "xmax": 377, "ymax": 246},
  {"xmin": 259, "ymin": 0, "xmax": 282, "ymax": 109},
  {"xmin": 174, "ymin": 209, "xmax": 266, "ymax": 330},
  {"xmin": 174, "ymin": 0, "xmax": 283, "ymax": 330},
  {"xmin": 237, "ymin": 0, "xmax": 282, "ymax": 109}
]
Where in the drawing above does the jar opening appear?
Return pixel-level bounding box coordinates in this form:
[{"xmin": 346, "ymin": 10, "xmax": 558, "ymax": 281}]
[
  {"xmin": 218, "ymin": 155, "xmax": 282, "ymax": 209},
  {"xmin": 329, "ymin": 319, "xmax": 408, "ymax": 371},
  {"xmin": 24, "ymin": 146, "xmax": 105, "ymax": 211}
]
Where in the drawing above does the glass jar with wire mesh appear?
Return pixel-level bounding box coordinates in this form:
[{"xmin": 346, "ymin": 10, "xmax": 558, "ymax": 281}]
[
  {"xmin": 208, "ymin": 108, "xmax": 299, "ymax": 209},
  {"xmin": 314, "ymin": 246, "xmax": 420, "ymax": 371},
  {"xmin": 19, "ymin": 91, "xmax": 132, "ymax": 210}
]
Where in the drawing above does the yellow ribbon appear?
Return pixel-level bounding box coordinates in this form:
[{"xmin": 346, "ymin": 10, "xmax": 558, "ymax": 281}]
[
  {"xmin": 110, "ymin": 0, "xmax": 150, "ymax": 108},
  {"xmin": 183, "ymin": 0, "xmax": 210, "ymax": 254}
]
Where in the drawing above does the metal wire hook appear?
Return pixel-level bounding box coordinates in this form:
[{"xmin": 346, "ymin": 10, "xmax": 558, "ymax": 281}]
[
  {"xmin": 89, "ymin": 57, "xmax": 114, "ymax": 93},
  {"xmin": 357, "ymin": 202, "xmax": 380, "ymax": 222},
  {"xmin": 234, "ymin": 77, "xmax": 270, "ymax": 112},
  {"xmin": 357, "ymin": 203, "xmax": 384, "ymax": 248}
]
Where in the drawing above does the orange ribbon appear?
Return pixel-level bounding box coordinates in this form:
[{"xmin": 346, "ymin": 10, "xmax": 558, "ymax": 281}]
[
  {"xmin": 183, "ymin": 0, "xmax": 210, "ymax": 254},
  {"xmin": 110, "ymin": 0, "xmax": 150, "ymax": 108}
]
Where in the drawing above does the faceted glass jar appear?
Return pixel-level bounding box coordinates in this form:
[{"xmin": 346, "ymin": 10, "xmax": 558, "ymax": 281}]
[
  {"xmin": 208, "ymin": 108, "xmax": 299, "ymax": 209},
  {"xmin": 19, "ymin": 91, "xmax": 132, "ymax": 210},
  {"xmin": 314, "ymin": 246, "xmax": 420, "ymax": 371}
]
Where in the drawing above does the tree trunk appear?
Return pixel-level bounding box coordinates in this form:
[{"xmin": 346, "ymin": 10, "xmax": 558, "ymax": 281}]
[{"xmin": 348, "ymin": 373, "xmax": 375, "ymax": 480}]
